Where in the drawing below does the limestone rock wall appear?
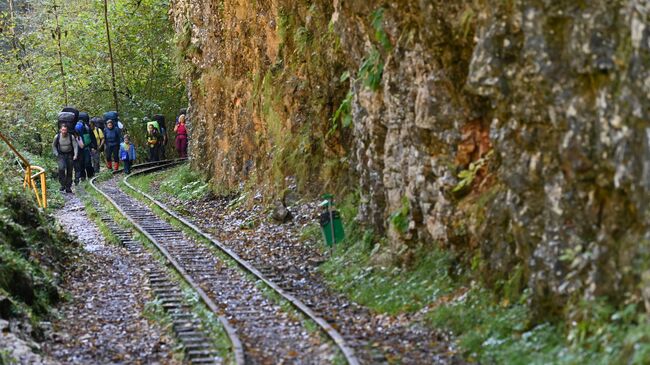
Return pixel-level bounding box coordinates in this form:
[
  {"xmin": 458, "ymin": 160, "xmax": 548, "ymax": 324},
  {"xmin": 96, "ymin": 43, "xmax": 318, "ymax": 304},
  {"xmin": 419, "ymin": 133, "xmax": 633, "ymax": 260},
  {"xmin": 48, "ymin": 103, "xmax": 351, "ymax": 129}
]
[{"xmin": 170, "ymin": 0, "xmax": 650, "ymax": 315}]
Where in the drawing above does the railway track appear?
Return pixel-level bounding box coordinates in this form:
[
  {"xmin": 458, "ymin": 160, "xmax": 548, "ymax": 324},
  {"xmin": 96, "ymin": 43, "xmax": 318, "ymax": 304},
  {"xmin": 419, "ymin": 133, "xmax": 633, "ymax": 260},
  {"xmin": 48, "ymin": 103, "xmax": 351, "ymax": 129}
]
[
  {"xmin": 121, "ymin": 162, "xmax": 463, "ymax": 365},
  {"xmin": 89, "ymin": 163, "xmax": 359, "ymax": 365},
  {"xmin": 84, "ymin": 187, "xmax": 236, "ymax": 365}
]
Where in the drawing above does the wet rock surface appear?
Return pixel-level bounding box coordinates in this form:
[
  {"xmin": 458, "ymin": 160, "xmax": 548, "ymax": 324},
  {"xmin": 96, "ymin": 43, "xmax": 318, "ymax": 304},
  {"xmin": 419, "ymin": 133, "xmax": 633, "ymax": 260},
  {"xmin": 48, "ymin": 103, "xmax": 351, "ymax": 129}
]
[
  {"xmin": 169, "ymin": 0, "xmax": 650, "ymax": 318},
  {"xmin": 146, "ymin": 179, "xmax": 464, "ymax": 364},
  {"xmin": 44, "ymin": 189, "xmax": 181, "ymax": 364}
]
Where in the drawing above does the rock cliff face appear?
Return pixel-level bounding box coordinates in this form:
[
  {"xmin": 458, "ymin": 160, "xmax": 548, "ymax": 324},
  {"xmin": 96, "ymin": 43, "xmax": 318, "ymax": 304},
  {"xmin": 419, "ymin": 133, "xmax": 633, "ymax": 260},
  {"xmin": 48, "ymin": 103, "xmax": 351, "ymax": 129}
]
[{"xmin": 169, "ymin": 0, "xmax": 650, "ymax": 316}]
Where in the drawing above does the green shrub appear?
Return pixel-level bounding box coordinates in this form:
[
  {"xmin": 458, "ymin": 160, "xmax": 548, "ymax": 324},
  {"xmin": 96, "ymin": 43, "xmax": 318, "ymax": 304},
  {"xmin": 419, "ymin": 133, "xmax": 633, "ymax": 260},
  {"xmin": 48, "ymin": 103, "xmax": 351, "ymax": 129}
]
[
  {"xmin": 358, "ymin": 48, "xmax": 384, "ymax": 91},
  {"xmin": 159, "ymin": 164, "xmax": 210, "ymax": 201}
]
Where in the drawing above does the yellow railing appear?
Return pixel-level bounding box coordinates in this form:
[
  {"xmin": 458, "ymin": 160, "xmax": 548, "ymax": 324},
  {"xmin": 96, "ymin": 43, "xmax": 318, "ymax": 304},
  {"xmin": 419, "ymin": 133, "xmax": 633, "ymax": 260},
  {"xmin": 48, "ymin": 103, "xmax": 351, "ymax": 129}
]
[{"xmin": 0, "ymin": 131, "xmax": 47, "ymax": 209}]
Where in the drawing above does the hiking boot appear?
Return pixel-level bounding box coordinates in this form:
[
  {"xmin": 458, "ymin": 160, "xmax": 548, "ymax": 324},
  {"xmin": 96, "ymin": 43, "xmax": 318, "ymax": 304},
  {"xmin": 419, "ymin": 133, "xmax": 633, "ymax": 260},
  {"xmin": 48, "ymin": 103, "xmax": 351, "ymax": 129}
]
[
  {"xmin": 65, "ymin": 188, "xmax": 72, "ymax": 193},
  {"xmin": 59, "ymin": 186, "xmax": 65, "ymax": 192}
]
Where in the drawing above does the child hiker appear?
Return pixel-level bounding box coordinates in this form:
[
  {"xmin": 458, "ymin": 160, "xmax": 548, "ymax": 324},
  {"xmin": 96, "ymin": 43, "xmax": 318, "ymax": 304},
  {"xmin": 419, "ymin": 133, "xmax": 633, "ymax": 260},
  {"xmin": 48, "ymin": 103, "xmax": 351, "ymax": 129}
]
[{"xmin": 120, "ymin": 134, "xmax": 136, "ymax": 174}]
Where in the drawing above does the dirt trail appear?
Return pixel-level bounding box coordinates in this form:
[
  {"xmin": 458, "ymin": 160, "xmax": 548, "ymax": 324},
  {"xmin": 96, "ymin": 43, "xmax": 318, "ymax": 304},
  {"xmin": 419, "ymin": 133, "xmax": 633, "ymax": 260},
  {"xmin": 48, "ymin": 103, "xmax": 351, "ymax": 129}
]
[{"xmin": 43, "ymin": 189, "xmax": 181, "ymax": 364}]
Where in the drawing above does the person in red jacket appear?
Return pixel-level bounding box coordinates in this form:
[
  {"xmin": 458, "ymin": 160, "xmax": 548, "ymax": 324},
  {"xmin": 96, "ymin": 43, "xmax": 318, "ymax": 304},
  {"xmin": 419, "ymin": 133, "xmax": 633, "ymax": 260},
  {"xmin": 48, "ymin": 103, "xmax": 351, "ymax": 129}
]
[{"xmin": 174, "ymin": 114, "xmax": 188, "ymax": 158}]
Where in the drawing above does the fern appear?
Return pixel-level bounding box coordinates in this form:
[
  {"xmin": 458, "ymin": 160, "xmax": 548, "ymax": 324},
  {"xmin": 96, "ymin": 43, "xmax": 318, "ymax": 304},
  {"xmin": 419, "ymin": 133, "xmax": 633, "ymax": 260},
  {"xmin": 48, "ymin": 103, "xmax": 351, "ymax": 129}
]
[
  {"xmin": 389, "ymin": 197, "xmax": 410, "ymax": 234},
  {"xmin": 332, "ymin": 90, "xmax": 353, "ymax": 128},
  {"xmin": 371, "ymin": 7, "xmax": 392, "ymax": 51},
  {"xmin": 452, "ymin": 150, "xmax": 494, "ymax": 193},
  {"xmin": 359, "ymin": 48, "xmax": 384, "ymax": 91}
]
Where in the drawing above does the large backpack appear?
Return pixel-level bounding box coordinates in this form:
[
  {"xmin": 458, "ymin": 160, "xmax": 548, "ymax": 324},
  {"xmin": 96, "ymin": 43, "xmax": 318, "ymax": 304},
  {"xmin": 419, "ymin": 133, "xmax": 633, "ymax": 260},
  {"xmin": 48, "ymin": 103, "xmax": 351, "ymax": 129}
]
[
  {"xmin": 153, "ymin": 114, "xmax": 166, "ymax": 131},
  {"xmin": 103, "ymin": 111, "xmax": 118, "ymax": 123},
  {"xmin": 58, "ymin": 112, "xmax": 76, "ymax": 130},
  {"xmin": 79, "ymin": 112, "xmax": 90, "ymax": 124},
  {"xmin": 91, "ymin": 117, "xmax": 106, "ymax": 130},
  {"xmin": 61, "ymin": 107, "xmax": 79, "ymax": 121}
]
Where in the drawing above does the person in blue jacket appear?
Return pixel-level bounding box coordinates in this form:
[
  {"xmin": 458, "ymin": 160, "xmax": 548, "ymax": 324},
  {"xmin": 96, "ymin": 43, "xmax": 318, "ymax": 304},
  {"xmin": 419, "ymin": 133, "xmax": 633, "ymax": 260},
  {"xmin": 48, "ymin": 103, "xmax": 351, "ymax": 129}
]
[
  {"xmin": 119, "ymin": 134, "xmax": 136, "ymax": 174},
  {"xmin": 104, "ymin": 119, "xmax": 122, "ymax": 171}
]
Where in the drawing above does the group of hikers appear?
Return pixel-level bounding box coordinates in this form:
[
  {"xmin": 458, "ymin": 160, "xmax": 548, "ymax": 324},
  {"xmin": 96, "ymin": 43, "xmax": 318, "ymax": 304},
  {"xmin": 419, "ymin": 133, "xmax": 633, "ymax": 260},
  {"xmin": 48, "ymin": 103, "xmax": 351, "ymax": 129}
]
[{"xmin": 52, "ymin": 107, "xmax": 189, "ymax": 193}]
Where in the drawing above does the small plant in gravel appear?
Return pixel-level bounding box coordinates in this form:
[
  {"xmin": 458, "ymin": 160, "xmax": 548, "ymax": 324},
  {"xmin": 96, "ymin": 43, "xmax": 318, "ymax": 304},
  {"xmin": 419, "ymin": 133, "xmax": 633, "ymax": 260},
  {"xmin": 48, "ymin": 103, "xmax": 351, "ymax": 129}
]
[
  {"xmin": 0, "ymin": 349, "xmax": 17, "ymax": 364},
  {"xmin": 299, "ymin": 222, "xmax": 321, "ymax": 244},
  {"xmin": 143, "ymin": 298, "xmax": 170, "ymax": 324}
]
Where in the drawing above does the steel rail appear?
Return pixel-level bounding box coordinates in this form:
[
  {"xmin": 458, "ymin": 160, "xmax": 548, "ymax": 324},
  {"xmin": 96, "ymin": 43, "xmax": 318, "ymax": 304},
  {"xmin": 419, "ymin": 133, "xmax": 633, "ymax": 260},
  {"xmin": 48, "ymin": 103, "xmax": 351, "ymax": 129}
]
[
  {"xmin": 89, "ymin": 170, "xmax": 245, "ymax": 365},
  {"xmin": 123, "ymin": 162, "xmax": 361, "ymax": 365}
]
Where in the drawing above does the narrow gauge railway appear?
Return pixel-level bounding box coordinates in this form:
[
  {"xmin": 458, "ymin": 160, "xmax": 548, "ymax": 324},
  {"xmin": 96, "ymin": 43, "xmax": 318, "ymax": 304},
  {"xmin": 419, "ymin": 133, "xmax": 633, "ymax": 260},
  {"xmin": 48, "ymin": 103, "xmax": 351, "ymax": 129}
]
[
  {"xmin": 84, "ymin": 186, "xmax": 238, "ymax": 365},
  {"xmin": 122, "ymin": 162, "xmax": 460, "ymax": 365},
  {"xmin": 90, "ymin": 163, "xmax": 359, "ymax": 365}
]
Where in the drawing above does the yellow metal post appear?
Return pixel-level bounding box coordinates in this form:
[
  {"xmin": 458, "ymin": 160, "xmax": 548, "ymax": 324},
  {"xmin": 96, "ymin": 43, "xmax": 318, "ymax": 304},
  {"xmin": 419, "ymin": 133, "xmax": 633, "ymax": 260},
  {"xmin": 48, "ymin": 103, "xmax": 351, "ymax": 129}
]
[{"xmin": 40, "ymin": 172, "xmax": 47, "ymax": 209}]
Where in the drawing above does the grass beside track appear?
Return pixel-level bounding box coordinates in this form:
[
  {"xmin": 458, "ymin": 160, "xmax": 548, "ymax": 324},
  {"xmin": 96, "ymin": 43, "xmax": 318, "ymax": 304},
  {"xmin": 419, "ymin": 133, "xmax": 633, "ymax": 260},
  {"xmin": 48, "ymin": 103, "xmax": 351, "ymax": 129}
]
[{"xmin": 318, "ymin": 195, "xmax": 650, "ymax": 365}]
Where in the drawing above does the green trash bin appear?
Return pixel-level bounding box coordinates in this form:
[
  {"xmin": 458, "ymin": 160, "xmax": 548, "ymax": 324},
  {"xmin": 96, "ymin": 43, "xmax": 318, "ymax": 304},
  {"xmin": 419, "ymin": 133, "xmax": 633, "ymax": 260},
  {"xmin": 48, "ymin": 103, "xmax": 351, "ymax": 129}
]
[{"xmin": 319, "ymin": 195, "xmax": 345, "ymax": 247}]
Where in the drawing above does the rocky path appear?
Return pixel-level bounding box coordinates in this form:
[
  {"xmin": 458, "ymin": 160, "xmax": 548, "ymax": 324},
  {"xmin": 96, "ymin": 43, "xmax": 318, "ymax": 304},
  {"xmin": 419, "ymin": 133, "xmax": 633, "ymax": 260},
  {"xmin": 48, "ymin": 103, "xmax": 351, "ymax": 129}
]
[{"xmin": 42, "ymin": 188, "xmax": 182, "ymax": 364}]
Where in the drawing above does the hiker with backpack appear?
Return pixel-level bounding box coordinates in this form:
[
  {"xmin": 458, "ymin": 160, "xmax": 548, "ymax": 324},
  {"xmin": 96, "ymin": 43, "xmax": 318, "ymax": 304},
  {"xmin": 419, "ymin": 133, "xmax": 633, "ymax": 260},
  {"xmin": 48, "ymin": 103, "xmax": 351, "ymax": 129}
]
[
  {"xmin": 90, "ymin": 118, "xmax": 105, "ymax": 173},
  {"xmin": 52, "ymin": 124, "xmax": 78, "ymax": 193},
  {"xmin": 76, "ymin": 112, "xmax": 97, "ymax": 181},
  {"xmin": 120, "ymin": 134, "xmax": 137, "ymax": 174},
  {"xmin": 146, "ymin": 123, "xmax": 160, "ymax": 162},
  {"xmin": 73, "ymin": 122, "xmax": 85, "ymax": 185},
  {"xmin": 174, "ymin": 114, "xmax": 188, "ymax": 158},
  {"xmin": 103, "ymin": 111, "xmax": 124, "ymax": 132},
  {"xmin": 104, "ymin": 119, "xmax": 122, "ymax": 171}
]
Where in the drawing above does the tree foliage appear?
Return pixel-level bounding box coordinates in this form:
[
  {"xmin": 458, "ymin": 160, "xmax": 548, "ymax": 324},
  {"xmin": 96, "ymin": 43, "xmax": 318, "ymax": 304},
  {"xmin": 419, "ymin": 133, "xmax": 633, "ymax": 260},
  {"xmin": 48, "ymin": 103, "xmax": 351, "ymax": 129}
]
[{"xmin": 0, "ymin": 0, "xmax": 185, "ymax": 154}]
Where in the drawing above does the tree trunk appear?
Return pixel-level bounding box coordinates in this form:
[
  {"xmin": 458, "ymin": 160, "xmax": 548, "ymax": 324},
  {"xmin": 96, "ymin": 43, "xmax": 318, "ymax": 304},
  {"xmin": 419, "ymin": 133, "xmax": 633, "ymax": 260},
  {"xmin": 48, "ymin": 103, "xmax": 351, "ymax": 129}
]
[
  {"xmin": 103, "ymin": 0, "xmax": 119, "ymax": 113},
  {"xmin": 52, "ymin": 1, "xmax": 68, "ymax": 106}
]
